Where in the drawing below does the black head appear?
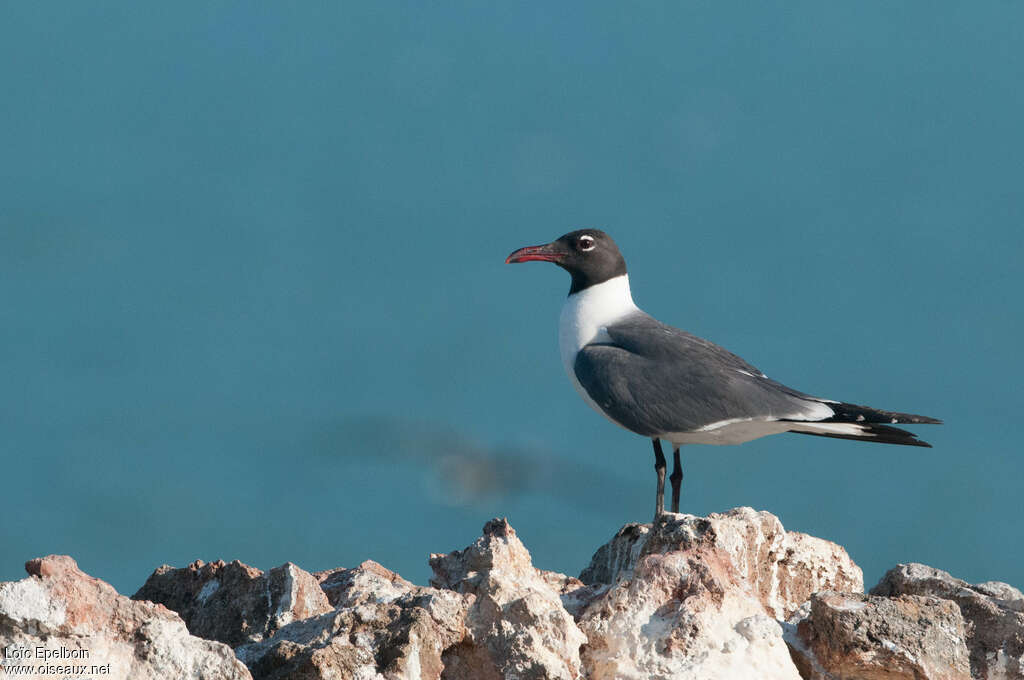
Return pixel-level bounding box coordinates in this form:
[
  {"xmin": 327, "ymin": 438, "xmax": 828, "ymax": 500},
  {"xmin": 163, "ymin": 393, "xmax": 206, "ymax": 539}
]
[{"xmin": 505, "ymin": 229, "xmax": 627, "ymax": 295}]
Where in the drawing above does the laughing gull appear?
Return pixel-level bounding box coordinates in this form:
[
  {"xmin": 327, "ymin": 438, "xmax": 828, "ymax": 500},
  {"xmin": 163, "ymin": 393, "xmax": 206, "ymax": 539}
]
[{"xmin": 506, "ymin": 229, "xmax": 941, "ymax": 516}]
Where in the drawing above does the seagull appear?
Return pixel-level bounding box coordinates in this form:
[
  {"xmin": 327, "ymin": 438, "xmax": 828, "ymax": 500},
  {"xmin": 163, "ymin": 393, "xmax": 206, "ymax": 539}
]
[{"xmin": 506, "ymin": 229, "xmax": 941, "ymax": 517}]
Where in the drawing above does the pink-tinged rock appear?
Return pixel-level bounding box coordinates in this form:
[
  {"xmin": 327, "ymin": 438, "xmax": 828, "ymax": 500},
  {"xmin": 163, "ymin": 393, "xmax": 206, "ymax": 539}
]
[
  {"xmin": 580, "ymin": 507, "xmax": 863, "ymax": 619},
  {"xmin": 0, "ymin": 555, "xmax": 250, "ymax": 680},
  {"xmin": 429, "ymin": 518, "xmax": 588, "ymax": 680},
  {"xmin": 238, "ymin": 520, "xmax": 590, "ymax": 680},
  {"xmin": 133, "ymin": 559, "xmax": 331, "ymax": 647},
  {"xmin": 577, "ymin": 513, "xmax": 805, "ymax": 680},
  {"xmin": 872, "ymin": 563, "xmax": 1024, "ymax": 679},
  {"xmin": 236, "ymin": 582, "xmax": 468, "ymax": 680},
  {"xmin": 234, "ymin": 560, "xmax": 467, "ymax": 679},
  {"xmin": 315, "ymin": 559, "xmax": 416, "ymax": 608},
  {"xmin": 786, "ymin": 591, "xmax": 971, "ymax": 680}
]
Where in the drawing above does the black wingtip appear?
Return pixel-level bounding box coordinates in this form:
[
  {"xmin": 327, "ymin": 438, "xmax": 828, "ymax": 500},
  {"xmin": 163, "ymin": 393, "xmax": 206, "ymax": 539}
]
[
  {"xmin": 822, "ymin": 402, "xmax": 942, "ymax": 426},
  {"xmin": 790, "ymin": 422, "xmax": 934, "ymax": 448}
]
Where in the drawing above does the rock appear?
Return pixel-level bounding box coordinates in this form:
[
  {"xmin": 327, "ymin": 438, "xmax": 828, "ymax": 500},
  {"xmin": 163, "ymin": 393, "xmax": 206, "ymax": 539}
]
[
  {"xmin": 577, "ymin": 511, "xmax": 809, "ymax": 680},
  {"xmin": 975, "ymin": 581, "xmax": 1024, "ymax": 611},
  {"xmin": 238, "ymin": 519, "xmax": 590, "ymax": 680},
  {"xmin": 872, "ymin": 562, "xmax": 1024, "ymax": 679},
  {"xmin": 580, "ymin": 507, "xmax": 863, "ymax": 619},
  {"xmin": 236, "ymin": 587, "xmax": 468, "ymax": 680},
  {"xmin": 229, "ymin": 511, "xmax": 861, "ymax": 680},
  {"xmin": 578, "ymin": 521, "xmax": 650, "ymax": 586},
  {"xmin": 133, "ymin": 559, "xmax": 332, "ymax": 647},
  {"xmin": 315, "ymin": 559, "xmax": 416, "ymax": 608},
  {"xmin": 429, "ymin": 517, "xmax": 588, "ymax": 680},
  {"xmin": 0, "ymin": 555, "xmax": 250, "ymax": 680},
  {"xmin": 233, "ymin": 559, "xmax": 468, "ymax": 680},
  {"xmin": 12, "ymin": 510, "xmax": 1020, "ymax": 680},
  {"xmin": 785, "ymin": 591, "xmax": 971, "ymax": 679}
]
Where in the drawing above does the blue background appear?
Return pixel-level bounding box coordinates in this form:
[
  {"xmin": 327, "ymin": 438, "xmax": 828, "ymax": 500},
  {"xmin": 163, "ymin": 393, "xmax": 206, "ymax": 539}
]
[{"xmin": 2, "ymin": 3, "xmax": 1021, "ymax": 595}]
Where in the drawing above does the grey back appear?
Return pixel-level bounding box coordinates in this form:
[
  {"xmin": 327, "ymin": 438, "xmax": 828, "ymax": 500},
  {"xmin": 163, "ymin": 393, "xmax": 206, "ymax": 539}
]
[{"xmin": 573, "ymin": 312, "xmax": 823, "ymax": 436}]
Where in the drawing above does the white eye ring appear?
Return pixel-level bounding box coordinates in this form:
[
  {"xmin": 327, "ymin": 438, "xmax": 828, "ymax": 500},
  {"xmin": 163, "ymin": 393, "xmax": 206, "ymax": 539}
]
[{"xmin": 578, "ymin": 235, "xmax": 596, "ymax": 251}]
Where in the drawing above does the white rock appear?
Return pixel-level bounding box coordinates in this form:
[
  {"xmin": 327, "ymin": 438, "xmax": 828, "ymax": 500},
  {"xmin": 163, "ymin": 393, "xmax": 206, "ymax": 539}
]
[{"xmin": 0, "ymin": 555, "xmax": 250, "ymax": 680}]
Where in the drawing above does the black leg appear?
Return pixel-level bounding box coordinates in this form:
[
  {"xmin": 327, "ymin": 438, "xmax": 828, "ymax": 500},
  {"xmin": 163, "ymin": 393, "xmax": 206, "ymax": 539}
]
[
  {"xmin": 652, "ymin": 438, "xmax": 666, "ymax": 517},
  {"xmin": 669, "ymin": 446, "xmax": 683, "ymax": 513}
]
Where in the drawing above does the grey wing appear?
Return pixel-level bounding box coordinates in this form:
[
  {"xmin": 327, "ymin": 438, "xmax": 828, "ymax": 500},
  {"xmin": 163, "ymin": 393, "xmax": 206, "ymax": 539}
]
[{"xmin": 573, "ymin": 314, "xmax": 830, "ymax": 436}]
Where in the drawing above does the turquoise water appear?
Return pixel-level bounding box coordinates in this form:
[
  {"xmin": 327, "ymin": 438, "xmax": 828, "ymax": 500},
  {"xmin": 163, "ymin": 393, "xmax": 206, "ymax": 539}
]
[{"xmin": 2, "ymin": 3, "xmax": 1021, "ymax": 595}]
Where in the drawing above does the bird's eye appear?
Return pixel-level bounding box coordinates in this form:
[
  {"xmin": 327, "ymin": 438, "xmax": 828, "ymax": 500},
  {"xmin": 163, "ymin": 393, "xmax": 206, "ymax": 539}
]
[{"xmin": 577, "ymin": 235, "xmax": 596, "ymax": 252}]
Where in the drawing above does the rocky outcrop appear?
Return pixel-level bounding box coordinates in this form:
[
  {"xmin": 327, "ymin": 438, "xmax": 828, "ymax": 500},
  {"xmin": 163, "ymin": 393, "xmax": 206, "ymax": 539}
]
[
  {"xmin": 574, "ymin": 509, "xmax": 861, "ymax": 680},
  {"xmin": 579, "ymin": 508, "xmax": 863, "ymax": 618},
  {"xmin": 428, "ymin": 517, "xmax": 588, "ymax": 680},
  {"xmin": 315, "ymin": 560, "xmax": 416, "ymax": 608},
  {"xmin": 0, "ymin": 555, "xmax": 250, "ymax": 680},
  {"xmin": 786, "ymin": 591, "xmax": 971, "ymax": 679},
  {"xmin": 234, "ymin": 519, "xmax": 587, "ymax": 680},
  {"xmin": 3, "ymin": 510, "xmax": 1021, "ymax": 680},
  {"xmin": 235, "ymin": 583, "xmax": 467, "ymax": 680},
  {"xmin": 133, "ymin": 559, "xmax": 332, "ymax": 647},
  {"xmin": 872, "ymin": 562, "xmax": 1024, "ymax": 679}
]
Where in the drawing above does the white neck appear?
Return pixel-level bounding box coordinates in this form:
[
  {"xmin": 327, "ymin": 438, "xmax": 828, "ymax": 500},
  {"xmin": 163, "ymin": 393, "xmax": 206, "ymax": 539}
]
[{"xmin": 558, "ymin": 274, "xmax": 639, "ymax": 365}]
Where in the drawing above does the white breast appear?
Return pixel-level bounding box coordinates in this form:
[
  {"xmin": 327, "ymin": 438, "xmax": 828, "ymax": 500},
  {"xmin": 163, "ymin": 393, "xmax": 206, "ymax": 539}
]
[{"xmin": 558, "ymin": 274, "xmax": 640, "ymax": 423}]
